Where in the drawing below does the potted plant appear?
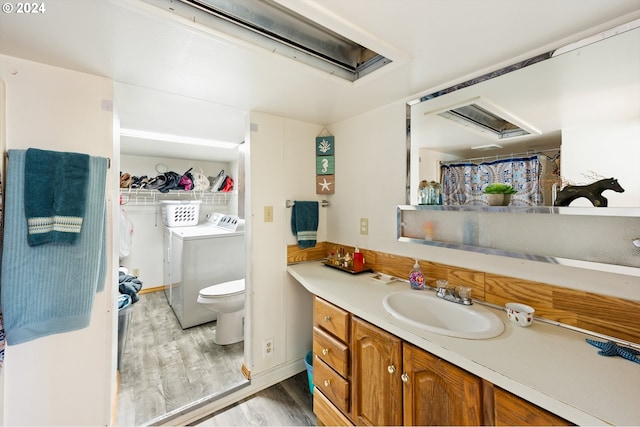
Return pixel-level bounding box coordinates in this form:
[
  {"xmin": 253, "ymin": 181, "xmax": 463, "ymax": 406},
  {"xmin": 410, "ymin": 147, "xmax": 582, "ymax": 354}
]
[{"xmin": 483, "ymin": 183, "xmax": 517, "ymax": 206}]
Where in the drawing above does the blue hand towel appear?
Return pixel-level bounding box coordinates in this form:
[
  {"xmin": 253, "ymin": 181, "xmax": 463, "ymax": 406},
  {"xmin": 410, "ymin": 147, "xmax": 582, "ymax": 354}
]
[
  {"xmin": 1, "ymin": 149, "xmax": 108, "ymax": 345},
  {"xmin": 291, "ymin": 201, "xmax": 319, "ymax": 248},
  {"xmin": 25, "ymin": 148, "xmax": 90, "ymax": 246}
]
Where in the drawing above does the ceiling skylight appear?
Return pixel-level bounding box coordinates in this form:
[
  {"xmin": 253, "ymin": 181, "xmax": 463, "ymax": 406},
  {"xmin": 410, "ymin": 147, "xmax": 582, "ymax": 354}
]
[
  {"xmin": 177, "ymin": 0, "xmax": 391, "ymax": 81},
  {"xmin": 430, "ymin": 98, "xmax": 539, "ymax": 140}
]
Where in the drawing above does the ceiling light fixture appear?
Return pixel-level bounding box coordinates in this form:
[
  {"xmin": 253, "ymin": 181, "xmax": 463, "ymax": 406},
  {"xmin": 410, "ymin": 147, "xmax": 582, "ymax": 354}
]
[{"xmin": 120, "ymin": 128, "xmax": 238, "ymax": 149}]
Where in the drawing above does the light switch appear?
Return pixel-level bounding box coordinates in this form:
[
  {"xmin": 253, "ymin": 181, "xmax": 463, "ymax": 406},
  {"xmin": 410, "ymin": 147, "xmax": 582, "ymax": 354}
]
[
  {"xmin": 360, "ymin": 218, "xmax": 369, "ymax": 235},
  {"xmin": 264, "ymin": 206, "xmax": 274, "ymax": 222}
]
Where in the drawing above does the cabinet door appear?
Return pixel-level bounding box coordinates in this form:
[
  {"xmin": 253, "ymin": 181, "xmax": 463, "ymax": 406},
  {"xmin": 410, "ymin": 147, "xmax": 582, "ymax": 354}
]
[
  {"xmin": 403, "ymin": 343, "xmax": 483, "ymax": 426},
  {"xmin": 483, "ymin": 381, "xmax": 573, "ymax": 426},
  {"xmin": 351, "ymin": 317, "xmax": 403, "ymax": 426}
]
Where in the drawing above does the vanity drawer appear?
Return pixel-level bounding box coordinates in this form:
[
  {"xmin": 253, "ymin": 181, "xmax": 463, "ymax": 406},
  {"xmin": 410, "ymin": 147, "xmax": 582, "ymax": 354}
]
[
  {"xmin": 314, "ymin": 297, "xmax": 350, "ymax": 342},
  {"xmin": 313, "ymin": 355, "xmax": 350, "ymax": 413},
  {"xmin": 313, "ymin": 326, "xmax": 349, "ymax": 378},
  {"xmin": 314, "ymin": 388, "xmax": 354, "ymax": 426}
]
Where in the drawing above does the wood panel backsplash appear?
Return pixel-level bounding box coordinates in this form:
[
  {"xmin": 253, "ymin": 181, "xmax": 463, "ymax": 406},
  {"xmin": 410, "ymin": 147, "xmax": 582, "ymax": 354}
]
[{"xmin": 287, "ymin": 242, "xmax": 640, "ymax": 344}]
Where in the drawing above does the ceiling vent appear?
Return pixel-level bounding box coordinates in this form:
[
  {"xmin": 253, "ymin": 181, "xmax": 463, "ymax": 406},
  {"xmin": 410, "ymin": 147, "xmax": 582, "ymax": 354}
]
[
  {"xmin": 177, "ymin": 0, "xmax": 392, "ymax": 81},
  {"xmin": 430, "ymin": 98, "xmax": 539, "ymax": 140}
]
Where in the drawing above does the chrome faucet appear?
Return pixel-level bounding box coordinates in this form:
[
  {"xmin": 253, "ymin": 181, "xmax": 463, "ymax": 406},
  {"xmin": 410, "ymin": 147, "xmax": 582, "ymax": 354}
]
[{"xmin": 435, "ymin": 280, "xmax": 473, "ymax": 305}]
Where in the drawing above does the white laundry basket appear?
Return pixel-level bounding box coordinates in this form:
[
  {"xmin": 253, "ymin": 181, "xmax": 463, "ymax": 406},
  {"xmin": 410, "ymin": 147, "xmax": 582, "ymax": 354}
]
[{"xmin": 161, "ymin": 200, "xmax": 201, "ymax": 227}]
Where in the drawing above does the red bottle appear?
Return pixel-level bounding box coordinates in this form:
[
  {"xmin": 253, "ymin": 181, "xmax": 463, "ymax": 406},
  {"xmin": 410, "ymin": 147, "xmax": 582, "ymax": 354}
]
[{"xmin": 353, "ymin": 246, "xmax": 364, "ymax": 272}]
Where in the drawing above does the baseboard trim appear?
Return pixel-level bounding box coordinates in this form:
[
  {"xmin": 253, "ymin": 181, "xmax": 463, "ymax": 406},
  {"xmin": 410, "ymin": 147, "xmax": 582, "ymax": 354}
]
[
  {"xmin": 148, "ymin": 357, "xmax": 306, "ymax": 426},
  {"xmin": 138, "ymin": 286, "xmax": 163, "ymax": 295},
  {"xmin": 111, "ymin": 371, "xmax": 120, "ymax": 427},
  {"xmin": 241, "ymin": 362, "xmax": 251, "ymax": 380}
]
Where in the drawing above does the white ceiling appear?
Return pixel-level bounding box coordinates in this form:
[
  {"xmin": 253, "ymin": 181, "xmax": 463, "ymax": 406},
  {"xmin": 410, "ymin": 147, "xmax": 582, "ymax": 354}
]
[{"xmin": 1, "ymin": 0, "xmax": 639, "ymax": 160}]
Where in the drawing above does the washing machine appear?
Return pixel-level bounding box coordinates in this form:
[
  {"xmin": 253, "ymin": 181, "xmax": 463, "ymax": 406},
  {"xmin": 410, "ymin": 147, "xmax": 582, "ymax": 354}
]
[{"xmin": 163, "ymin": 213, "xmax": 245, "ymax": 329}]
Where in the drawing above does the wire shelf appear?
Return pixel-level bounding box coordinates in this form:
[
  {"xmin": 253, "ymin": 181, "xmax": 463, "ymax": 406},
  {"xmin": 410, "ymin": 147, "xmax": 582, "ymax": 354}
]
[{"xmin": 120, "ymin": 189, "xmax": 236, "ymax": 206}]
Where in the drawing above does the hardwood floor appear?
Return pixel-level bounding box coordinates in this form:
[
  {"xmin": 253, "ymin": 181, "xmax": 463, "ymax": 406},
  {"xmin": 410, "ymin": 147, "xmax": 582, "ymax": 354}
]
[
  {"xmin": 192, "ymin": 371, "xmax": 316, "ymax": 426},
  {"xmin": 116, "ymin": 290, "xmax": 247, "ymax": 426}
]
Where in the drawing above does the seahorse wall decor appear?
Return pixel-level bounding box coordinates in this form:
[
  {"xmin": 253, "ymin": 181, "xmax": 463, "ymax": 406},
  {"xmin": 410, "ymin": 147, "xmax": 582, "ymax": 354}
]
[{"xmin": 553, "ymin": 178, "xmax": 625, "ymax": 207}]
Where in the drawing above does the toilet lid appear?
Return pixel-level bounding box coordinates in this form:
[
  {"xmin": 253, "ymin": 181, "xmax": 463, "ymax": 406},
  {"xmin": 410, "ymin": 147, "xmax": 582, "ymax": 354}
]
[{"xmin": 199, "ymin": 279, "xmax": 245, "ymax": 298}]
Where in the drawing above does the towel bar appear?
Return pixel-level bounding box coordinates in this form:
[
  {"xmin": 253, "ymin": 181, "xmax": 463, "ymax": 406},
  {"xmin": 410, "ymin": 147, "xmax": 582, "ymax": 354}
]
[{"xmin": 286, "ymin": 199, "xmax": 329, "ymax": 208}]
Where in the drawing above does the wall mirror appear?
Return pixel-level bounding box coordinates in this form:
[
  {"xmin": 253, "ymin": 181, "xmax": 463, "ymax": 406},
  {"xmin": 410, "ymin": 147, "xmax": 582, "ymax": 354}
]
[
  {"xmin": 407, "ymin": 21, "xmax": 640, "ymax": 209},
  {"xmin": 401, "ymin": 21, "xmax": 640, "ymax": 275}
]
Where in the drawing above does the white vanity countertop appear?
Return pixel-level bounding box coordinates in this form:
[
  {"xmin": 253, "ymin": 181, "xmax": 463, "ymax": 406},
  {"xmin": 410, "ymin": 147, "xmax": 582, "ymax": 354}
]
[{"xmin": 288, "ymin": 261, "xmax": 640, "ymax": 426}]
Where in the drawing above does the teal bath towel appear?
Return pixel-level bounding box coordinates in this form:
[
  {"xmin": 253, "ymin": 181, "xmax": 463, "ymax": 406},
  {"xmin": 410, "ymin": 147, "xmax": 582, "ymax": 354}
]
[
  {"xmin": 291, "ymin": 201, "xmax": 319, "ymax": 248},
  {"xmin": 25, "ymin": 148, "xmax": 90, "ymax": 246},
  {"xmin": 0, "ymin": 149, "xmax": 108, "ymax": 345}
]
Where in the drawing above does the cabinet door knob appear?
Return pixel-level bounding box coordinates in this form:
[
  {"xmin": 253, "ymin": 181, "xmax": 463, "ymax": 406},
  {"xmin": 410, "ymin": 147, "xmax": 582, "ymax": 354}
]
[
  {"xmin": 322, "ymin": 348, "xmax": 329, "ymax": 356},
  {"xmin": 324, "ymin": 316, "xmax": 331, "ymax": 322},
  {"xmin": 324, "ymin": 379, "xmax": 331, "ymax": 387},
  {"xmin": 401, "ymin": 373, "xmax": 410, "ymax": 383},
  {"xmin": 387, "ymin": 365, "xmax": 396, "ymax": 374}
]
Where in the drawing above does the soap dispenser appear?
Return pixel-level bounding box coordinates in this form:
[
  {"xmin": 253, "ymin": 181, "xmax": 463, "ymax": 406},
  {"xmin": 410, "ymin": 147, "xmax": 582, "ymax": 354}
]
[{"xmin": 409, "ymin": 260, "xmax": 425, "ymax": 290}]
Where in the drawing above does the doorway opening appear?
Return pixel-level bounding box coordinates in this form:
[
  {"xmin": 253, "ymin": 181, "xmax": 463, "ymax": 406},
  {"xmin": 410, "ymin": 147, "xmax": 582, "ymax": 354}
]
[{"xmin": 114, "ymin": 83, "xmax": 250, "ymax": 425}]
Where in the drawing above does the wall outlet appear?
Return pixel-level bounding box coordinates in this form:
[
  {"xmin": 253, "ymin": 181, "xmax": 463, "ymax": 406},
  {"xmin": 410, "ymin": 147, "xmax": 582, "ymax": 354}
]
[
  {"xmin": 263, "ymin": 337, "xmax": 274, "ymax": 358},
  {"xmin": 360, "ymin": 218, "xmax": 369, "ymax": 235},
  {"xmin": 133, "ymin": 268, "xmax": 140, "ymax": 277},
  {"xmin": 264, "ymin": 205, "xmax": 274, "ymax": 222}
]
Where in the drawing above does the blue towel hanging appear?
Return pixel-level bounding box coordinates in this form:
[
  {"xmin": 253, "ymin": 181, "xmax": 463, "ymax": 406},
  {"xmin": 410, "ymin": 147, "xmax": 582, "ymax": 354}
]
[
  {"xmin": 24, "ymin": 148, "xmax": 90, "ymax": 246},
  {"xmin": 291, "ymin": 201, "xmax": 319, "ymax": 248},
  {"xmin": 0, "ymin": 149, "xmax": 108, "ymax": 345}
]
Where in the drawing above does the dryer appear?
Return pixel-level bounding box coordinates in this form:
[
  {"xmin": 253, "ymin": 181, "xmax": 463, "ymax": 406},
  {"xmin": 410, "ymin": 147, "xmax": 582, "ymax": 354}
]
[{"xmin": 163, "ymin": 214, "xmax": 245, "ymax": 329}]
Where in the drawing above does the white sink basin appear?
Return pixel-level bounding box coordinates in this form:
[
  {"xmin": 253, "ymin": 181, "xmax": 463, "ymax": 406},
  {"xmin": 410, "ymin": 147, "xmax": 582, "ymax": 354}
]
[{"xmin": 382, "ymin": 291, "xmax": 504, "ymax": 339}]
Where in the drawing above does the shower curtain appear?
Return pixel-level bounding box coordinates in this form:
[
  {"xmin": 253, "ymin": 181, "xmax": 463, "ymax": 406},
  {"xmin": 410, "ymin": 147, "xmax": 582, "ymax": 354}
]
[{"xmin": 440, "ymin": 155, "xmax": 557, "ymax": 206}]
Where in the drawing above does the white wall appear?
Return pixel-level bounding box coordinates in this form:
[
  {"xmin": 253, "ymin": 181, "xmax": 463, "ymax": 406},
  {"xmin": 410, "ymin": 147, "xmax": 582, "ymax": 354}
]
[
  {"xmin": 328, "ymin": 102, "xmax": 407, "ymax": 251},
  {"xmin": 0, "ymin": 55, "xmax": 116, "ymax": 426},
  {"xmin": 419, "ymin": 148, "xmax": 461, "ymax": 191},
  {"xmin": 561, "ymin": 119, "xmax": 640, "ymax": 207},
  {"xmin": 245, "ymin": 112, "xmax": 323, "ymax": 376}
]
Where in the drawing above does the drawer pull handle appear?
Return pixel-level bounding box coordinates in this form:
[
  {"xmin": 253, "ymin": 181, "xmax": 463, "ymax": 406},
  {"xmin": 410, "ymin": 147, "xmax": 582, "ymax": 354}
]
[
  {"xmin": 324, "ymin": 379, "xmax": 331, "ymax": 387},
  {"xmin": 322, "ymin": 348, "xmax": 329, "ymax": 356},
  {"xmin": 401, "ymin": 373, "xmax": 410, "ymax": 383},
  {"xmin": 387, "ymin": 365, "xmax": 396, "ymax": 374},
  {"xmin": 324, "ymin": 316, "xmax": 331, "ymax": 322}
]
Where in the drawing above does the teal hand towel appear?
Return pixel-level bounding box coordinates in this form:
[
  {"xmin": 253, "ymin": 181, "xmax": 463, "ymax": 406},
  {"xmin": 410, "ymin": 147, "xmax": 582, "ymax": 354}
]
[
  {"xmin": 1, "ymin": 149, "xmax": 107, "ymax": 345},
  {"xmin": 25, "ymin": 148, "xmax": 89, "ymax": 246},
  {"xmin": 291, "ymin": 201, "xmax": 319, "ymax": 248}
]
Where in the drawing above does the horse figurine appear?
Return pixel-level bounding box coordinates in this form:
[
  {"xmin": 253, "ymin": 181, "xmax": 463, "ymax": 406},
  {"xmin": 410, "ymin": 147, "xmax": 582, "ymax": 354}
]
[{"xmin": 554, "ymin": 178, "xmax": 624, "ymax": 207}]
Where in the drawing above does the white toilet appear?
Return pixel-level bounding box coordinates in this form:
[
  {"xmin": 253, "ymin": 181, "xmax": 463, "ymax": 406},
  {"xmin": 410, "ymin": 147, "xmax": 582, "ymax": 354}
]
[{"xmin": 197, "ymin": 279, "xmax": 246, "ymax": 345}]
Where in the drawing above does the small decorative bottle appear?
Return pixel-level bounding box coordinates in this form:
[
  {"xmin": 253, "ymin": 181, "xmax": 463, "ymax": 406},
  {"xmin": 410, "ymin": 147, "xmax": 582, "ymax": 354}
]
[
  {"xmin": 418, "ymin": 180, "xmax": 428, "ymax": 204},
  {"xmin": 353, "ymin": 246, "xmax": 364, "ymax": 272},
  {"xmin": 409, "ymin": 260, "xmax": 425, "ymax": 290}
]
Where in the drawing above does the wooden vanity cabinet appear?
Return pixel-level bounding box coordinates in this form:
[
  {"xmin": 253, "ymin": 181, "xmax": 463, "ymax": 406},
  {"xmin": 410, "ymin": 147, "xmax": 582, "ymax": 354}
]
[
  {"xmin": 312, "ymin": 297, "xmax": 353, "ymax": 425},
  {"xmin": 351, "ymin": 318, "xmax": 482, "ymax": 426},
  {"xmin": 483, "ymin": 381, "xmax": 573, "ymax": 426},
  {"xmin": 311, "ymin": 296, "xmax": 571, "ymax": 426}
]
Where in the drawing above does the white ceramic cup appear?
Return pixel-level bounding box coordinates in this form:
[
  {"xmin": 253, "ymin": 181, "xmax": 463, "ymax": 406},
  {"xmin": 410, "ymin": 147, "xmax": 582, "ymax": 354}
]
[{"xmin": 505, "ymin": 302, "xmax": 535, "ymax": 327}]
